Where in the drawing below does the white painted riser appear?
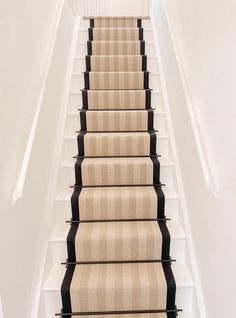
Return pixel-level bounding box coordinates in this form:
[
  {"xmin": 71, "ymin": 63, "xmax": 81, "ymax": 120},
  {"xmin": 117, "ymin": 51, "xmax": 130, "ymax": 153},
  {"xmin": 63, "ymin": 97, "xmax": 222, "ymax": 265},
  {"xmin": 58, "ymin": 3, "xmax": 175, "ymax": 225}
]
[
  {"xmin": 61, "ymin": 135, "xmax": 171, "ymax": 162},
  {"xmin": 68, "ymin": 91, "xmax": 164, "ymax": 112},
  {"xmin": 71, "ymin": 73, "xmax": 161, "ymax": 91},
  {"xmin": 78, "ymin": 29, "xmax": 153, "ymax": 42},
  {"xmin": 54, "ymin": 188, "xmax": 180, "ymax": 223},
  {"xmin": 73, "ymin": 56, "xmax": 159, "ymax": 73},
  {"xmin": 76, "ymin": 42, "xmax": 157, "ymax": 56},
  {"xmin": 56, "ymin": 160, "xmax": 174, "ymax": 194},
  {"xmin": 42, "ymin": 263, "xmax": 193, "ymax": 318},
  {"xmin": 65, "ymin": 111, "xmax": 167, "ymax": 135},
  {"xmin": 80, "ymin": 20, "xmax": 152, "ymax": 29}
]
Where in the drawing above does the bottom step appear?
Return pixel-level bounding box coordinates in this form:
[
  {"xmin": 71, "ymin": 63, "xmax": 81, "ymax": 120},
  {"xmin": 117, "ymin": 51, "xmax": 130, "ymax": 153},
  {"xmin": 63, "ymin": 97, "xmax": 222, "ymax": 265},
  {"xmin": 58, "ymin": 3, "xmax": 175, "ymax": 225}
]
[{"xmin": 42, "ymin": 263, "xmax": 193, "ymax": 318}]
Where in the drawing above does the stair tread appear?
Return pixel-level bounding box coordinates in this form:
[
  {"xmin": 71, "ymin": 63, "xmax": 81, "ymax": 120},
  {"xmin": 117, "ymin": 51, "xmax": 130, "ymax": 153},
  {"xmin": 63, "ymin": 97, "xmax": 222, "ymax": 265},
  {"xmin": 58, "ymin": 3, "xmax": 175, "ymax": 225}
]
[
  {"xmin": 50, "ymin": 221, "xmax": 185, "ymax": 243},
  {"xmin": 55, "ymin": 187, "xmax": 179, "ymax": 201},
  {"xmin": 43, "ymin": 262, "xmax": 193, "ymax": 291},
  {"xmin": 61, "ymin": 157, "xmax": 173, "ymax": 168}
]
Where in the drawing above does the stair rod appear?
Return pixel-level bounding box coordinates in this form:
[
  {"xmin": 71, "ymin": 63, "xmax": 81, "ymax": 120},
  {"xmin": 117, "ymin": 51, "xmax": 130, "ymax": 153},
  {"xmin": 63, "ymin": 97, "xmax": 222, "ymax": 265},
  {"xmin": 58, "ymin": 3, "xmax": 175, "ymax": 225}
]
[
  {"xmin": 76, "ymin": 130, "xmax": 159, "ymax": 133},
  {"xmin": 66, "ymin": 218, "xmax": 171, "ymax": 224},
  {"xmin": 61, "ymin": 259, "xmax": 176, "ymax": 266},
  {"xmin": 56, "ymin": 308, "xmax": 183, "ymax": 316},
  {"xmin": 78, "ymin": 108, "xmax": 156, "ymax": 111},
  {"xmin": 70, "ymin": 183, "xmax": 166, "ymax": 189},
  {"xmin": 73, "ymin": 154, "xmax": 161, "ymax": 159}
]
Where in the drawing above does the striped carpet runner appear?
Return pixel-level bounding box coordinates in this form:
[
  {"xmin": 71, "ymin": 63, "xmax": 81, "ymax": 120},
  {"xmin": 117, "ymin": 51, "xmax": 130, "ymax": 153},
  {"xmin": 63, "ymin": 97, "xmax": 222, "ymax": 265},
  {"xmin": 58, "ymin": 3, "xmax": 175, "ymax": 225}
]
[{"xmin": 60, "ymin": 16, "xmax": 177, "ymax": 318}]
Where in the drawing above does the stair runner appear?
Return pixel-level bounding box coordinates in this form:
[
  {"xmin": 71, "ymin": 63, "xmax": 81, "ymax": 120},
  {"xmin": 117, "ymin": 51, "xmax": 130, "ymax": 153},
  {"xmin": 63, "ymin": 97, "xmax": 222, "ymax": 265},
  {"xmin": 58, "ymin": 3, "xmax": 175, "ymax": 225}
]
[{"xmin": 60, "ymin": 17, "xmax": 177, "ymax": 318}]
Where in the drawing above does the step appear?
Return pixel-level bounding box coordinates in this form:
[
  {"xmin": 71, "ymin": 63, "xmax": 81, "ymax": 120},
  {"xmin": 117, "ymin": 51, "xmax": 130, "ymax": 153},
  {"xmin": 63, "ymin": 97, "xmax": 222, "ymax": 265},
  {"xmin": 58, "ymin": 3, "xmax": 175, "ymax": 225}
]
[
  {"xmin": 76, "ymin": 41, "xmax": 156, "ymax": 56},
  {"xmin": 42, "ymin": 262, "xmax": 193, "ymax": 317},
  {"xmin": 54, "ymin": 187, "xmax": 180, "ymax": 223},
  {"xmin": 65, "ymin": 111, "xmax": 167, "ymax": 135},
  {"xmin": 49, "ymin": 220, "xmax": 186, "ymax": 264},
  {"xmin": 56, "ymin": 157, "xmax": 174, "ymax": 192},
  {"xmin": 73, "ymin": 55, "xmax": 159, "ymax": 73},
  {"xmin": 68, "ymin": 90, "xmax": 164, "ymax": 112},
  {"xmin": 78, "ymin": 28, "xmax": 154, "ymax": 42},
  {"xmin": 61, "ymin": 135, "xmax": 171, "ymax": 163},
  {"xmin": 79, "ymin": 19, "xmax": 152, "ymax": 29},
  {"xmin": 70, "ymin": 72, "xmax": 161, "ymax": 91}
]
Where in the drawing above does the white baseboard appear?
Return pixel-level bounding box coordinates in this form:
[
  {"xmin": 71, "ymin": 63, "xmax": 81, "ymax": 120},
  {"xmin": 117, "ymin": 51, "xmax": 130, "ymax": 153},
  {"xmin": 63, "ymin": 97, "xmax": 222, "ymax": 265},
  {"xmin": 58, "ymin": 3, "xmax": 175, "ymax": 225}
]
[{"xmin": 150, "ymin": 5, "xmax": 207, "ymax": 318}]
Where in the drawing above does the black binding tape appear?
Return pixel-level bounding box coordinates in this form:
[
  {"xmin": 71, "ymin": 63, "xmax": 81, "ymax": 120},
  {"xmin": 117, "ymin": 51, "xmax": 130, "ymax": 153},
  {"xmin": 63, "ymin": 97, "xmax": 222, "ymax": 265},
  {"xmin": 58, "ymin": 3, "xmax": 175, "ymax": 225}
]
[
  {"xmin": 159, "ymin": 221, "xmax": 171, "ymax": 260},
  {"xmin": 154, "ymin": 186, "xmax": 165, "ymax": 219},
  {"xmin": 67, "ymin": 223, "xmax": 79, "ymax": 262},
  {"xmin": 84, "ymin": 72, "xmax": 90, "ymax": 89},
  {"xmin": 90, "ymin": 19, "xmax": 95, "ymax": 28},
  {"xmin": 87, "ymin": 41, "xmax": 92, "ymax": 55},
  {"xmin": 85, "ymin": 56, "xmax": 91, "ymax": 72},
  {"xmin": 162, "ymin": 262, "xmax": 176, "ymax": 310},
  {"xmin": 139, "ymin": 28, "xmax": 144, "ymax": 40},
  {"xmin": 77, "ymin": 132, "xmax": 86, "ymax": 156},
  {"xmin": 142, "ymin": 55, "xmax": 147, "ymax": 71},
  {"xmin": 88, "ymin": 28, "xmax": 93, "ymax": 41},
  {"xmin": 144, "ymin": 71, "xmax": 149, "ymax": 89},
  {"xmin": 75, "ymin": 158, "xmax": 84, "ymax": 185},
  {"xmin": 71, "ymin": 188, "xmax": 82, "ymax": 221},
  {"xmin": 148, "ymin": 131, "xmax": 156, "ymax": 155},
  {"xmin": 61, "ymin": 264, "xmax": 75, "ymax": 315},
  {"xmin": 80, "ymin": 109, "xmax": 87, "ymax": 131},
  {"xmin": 140, "ymin": 41, "xmax": 145, "ymax": 55},
  {"xmin": 151, "ymin": 157, "xmax": 160, "ymax": 184},
  {"xmin": 82, "ymin": 90, "xmax": 88, "ymax": 109},
  {"xmin": 148, "ymin": 110, "xmax": 154, "ymax": 130},
  {"xmin": 145, "ymin": 89, "xmax": 151, "ymax": 109},
  {"xmin": 137, "ymin": 19, "xmax": 142, "ymax": 28}
]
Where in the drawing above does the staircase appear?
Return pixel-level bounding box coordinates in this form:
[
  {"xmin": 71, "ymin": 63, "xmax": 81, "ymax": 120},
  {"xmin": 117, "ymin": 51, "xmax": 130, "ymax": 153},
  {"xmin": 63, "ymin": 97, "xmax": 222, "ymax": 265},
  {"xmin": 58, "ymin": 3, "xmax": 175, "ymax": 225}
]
[{"xmin": 39, "ymin": 16, "xmax": 196, "ymax": 318}]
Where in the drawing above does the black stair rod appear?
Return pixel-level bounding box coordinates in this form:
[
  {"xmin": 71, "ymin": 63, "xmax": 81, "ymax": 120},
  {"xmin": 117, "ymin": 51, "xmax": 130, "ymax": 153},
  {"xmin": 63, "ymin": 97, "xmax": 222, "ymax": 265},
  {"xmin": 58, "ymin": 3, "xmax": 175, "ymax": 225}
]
[
  {"xmin": 56, "ymin": 309, "xmax": 183, "ymax": 316},
  {"xmin": 73, "ymin": 154, "xmax": 162, "ymax": 159},
  {"xmin": 78, "ymin": 108, "xmax": 156, "ymax": 111},
  {"xmin": 61, "ymin": 259, "xmax": 176, "ymax": 266},
  {"xmin": 66, "ymin": 218, "xmax": 171, "ymax": 224},
  {"xmin": 69, "ymin": 183, "xmax": 166, "ymax": 189},
  {"xmin": 76, "ymin": 130, "xmax": 159, "ymax": 133}
]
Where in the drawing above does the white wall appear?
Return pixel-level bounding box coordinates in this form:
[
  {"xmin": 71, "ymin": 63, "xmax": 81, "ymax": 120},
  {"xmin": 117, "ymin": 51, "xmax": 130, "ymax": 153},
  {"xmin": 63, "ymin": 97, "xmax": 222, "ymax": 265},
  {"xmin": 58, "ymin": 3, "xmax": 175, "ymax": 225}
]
[
  {"xmin": 152, "ymin": 1, "xmax": 236, "ymax": 317},
  {"xmin": 0, "ymin": 1, "xmax": 74, "ymax": 317}
]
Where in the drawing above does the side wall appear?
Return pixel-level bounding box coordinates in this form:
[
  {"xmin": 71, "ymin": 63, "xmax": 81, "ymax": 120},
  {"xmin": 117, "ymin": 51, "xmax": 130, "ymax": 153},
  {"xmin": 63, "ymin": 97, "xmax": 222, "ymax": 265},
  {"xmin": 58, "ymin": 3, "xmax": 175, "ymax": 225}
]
[
  {"xmin": 0, "ymin": 2, "xmax": 74, "ymax": 317},
  {"xmin": 152, "ymin": 1, "xmax": 236, "ymax": 318}
]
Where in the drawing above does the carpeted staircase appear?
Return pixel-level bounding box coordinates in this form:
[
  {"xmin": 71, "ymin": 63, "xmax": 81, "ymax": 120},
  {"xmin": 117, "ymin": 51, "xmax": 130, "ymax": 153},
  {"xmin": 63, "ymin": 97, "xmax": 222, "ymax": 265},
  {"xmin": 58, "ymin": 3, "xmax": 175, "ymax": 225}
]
[{"xmin": 60, "ymin": 16, "xmax": 177, "ymax": 318}]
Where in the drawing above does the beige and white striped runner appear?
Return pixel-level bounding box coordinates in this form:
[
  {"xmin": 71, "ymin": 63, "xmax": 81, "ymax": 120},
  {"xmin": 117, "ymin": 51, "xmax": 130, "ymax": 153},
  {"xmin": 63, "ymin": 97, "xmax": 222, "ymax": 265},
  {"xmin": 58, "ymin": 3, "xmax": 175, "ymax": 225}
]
[
  {"xmin": 85, "ymin": 111, "xmax": 148, "ymax": 131},
  {"xmin": 78, "ymin": 186, "xmax": 158, "ymax": 221},
  {"xmin": 70, "ymin": 263, "xmax": 167, "ymax": 312},
  {"xmin": 85, "ymin": 90, "xmax": 148, "ymax": 109},
  {"xmin": 89, "ymin": 55, "xmax": 145, "ymax": 72},
  {"xmin": 91, "ymin": 28, "xmax": 141, "ymax": 41}
]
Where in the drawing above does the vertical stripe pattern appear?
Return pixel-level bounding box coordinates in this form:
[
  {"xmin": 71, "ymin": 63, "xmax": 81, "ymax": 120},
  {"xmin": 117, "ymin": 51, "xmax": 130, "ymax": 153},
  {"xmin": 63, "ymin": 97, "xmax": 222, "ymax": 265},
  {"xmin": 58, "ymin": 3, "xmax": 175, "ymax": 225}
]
[{"xmin": 61, "ymin": 16, "xmax": 176, "ymax": 316}]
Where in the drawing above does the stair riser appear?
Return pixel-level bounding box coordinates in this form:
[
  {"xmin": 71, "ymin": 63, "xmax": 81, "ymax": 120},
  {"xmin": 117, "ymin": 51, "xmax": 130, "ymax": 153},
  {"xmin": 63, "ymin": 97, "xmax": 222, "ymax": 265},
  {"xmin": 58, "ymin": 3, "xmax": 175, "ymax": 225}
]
[
  {"xmin": 80, "ymin": 20, "xmax": 152, "ymax": 29},
  {"xmin": 76, "ymin": 42, "xmax": 156, "ymax": 56},
  {"xmin": 68, "ymin": 92, "xmax": 164, "ymax": 112},
  {"xmin": 73, "ymin": 56, "xmax": 159, "ymax": 73},
  {"xmin": 42, "ymin": 285, "xmax": 193, "ymax": 318},
  {"xmin": 70, "ymin": 73, "xmax": 161, "ymax": 91},
  {"xmin": 50, "ymin": 236, "xmax": 186, "ymax": 264},
  {"xmin": 61, "ymin": 136, "xmax": 170, "ymax": 162},
  {"xmin": 65, "ymin": 112, "xmax": 167, "ymax": 135},
  {"xmin": 54, "ymin": 191, "xmax": 180, "ymax": 222},
  {"xmin": 78, "ymin": 29, "xmax": 153, "ymax": 42},
  {"xmin": 56, "ymin": 163, "xmax": 174, "ymax": 193}
]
